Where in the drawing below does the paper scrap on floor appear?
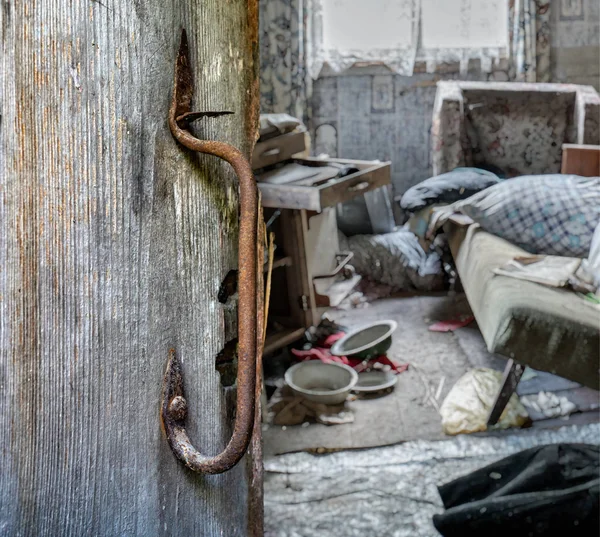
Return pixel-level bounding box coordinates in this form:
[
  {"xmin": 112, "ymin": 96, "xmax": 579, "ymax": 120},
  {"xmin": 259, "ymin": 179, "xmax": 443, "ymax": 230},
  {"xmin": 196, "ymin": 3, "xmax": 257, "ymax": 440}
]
[
  {"xmin": 520, "ymin": 390, "xmax": 577, "ymax": 419},
  {"xmin": 493, "ymin": 255, "xmax": 581, "ymax": 287}
]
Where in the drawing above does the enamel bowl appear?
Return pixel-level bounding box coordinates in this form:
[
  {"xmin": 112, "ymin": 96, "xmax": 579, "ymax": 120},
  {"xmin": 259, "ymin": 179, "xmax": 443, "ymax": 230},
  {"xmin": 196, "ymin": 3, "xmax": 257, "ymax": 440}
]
[{"xmin": 285, "ymin": 361, "xmax": 358, "ymax": 405}]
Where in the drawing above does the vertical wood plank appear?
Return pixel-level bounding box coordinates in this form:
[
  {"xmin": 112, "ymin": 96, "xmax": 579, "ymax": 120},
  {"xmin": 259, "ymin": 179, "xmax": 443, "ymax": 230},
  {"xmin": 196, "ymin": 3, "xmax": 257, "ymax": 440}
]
[
  {"xmin": 0, "ymin": 0, "xmax": 259, "ymax": 535},
  {"xmin": 561, "ymin": 144, "xmax": 600, "ymax": 176}
]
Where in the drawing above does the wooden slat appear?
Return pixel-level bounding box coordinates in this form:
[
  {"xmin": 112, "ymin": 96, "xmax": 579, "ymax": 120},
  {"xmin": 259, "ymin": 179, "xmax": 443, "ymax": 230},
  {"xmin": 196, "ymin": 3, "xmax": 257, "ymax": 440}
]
[
  {"xmin": 264, "ymin": 327, "xmax": 306, "ymax": 356},
  {"xmin": 258, "ymin": 182, "xmax": 321, "ymax": 210},
  {"xmin": 561, "ymin": 144, "xmax": 600, "ymax": 176},
  {"xmin": 487, "ymin": 360, "xmax": 526, "ymax": 426},
  {"xmin": 279, "ymin": 210, "xmax": 314, "ymax": 329},
  {"xmin": 319, "ymin": 162, "xmax": 391, "ymax": 209},
  {"xmin": 252, "ymin": 131, "xmax": 306, "ymax": 169}
]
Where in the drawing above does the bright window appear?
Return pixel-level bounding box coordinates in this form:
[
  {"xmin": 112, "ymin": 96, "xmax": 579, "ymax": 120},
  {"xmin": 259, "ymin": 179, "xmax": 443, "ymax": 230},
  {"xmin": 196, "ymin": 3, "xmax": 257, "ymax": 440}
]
[
  {"xmin": 322, "ymin": 0, "xmax": 415, "ymax": 53},
  {"xmin": 311, "ymin": 0, "xmax": 509, "ymax": 77},
  {"xmin": 421, "ymin": 0, "xmax": 508, "ymax": 50}
]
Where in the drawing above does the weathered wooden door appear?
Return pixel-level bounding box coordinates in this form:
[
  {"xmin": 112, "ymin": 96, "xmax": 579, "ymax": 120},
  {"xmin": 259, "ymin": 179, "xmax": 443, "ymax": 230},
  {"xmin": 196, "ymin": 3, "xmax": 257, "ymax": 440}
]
[{"xmin": 0, "ymin": 1, "xmax": 261, "ymax": 535}]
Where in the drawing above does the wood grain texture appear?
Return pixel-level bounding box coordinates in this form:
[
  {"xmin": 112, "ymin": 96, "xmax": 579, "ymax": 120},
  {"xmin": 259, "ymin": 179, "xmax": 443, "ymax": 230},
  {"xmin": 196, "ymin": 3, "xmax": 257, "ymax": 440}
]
[
  {"xmin": 0, "ymin": 0, "xmax": 259, "ymax": 535},
  {"xmin": 561, "ymin": 143, "xmax": 600, "ymax": 176}
]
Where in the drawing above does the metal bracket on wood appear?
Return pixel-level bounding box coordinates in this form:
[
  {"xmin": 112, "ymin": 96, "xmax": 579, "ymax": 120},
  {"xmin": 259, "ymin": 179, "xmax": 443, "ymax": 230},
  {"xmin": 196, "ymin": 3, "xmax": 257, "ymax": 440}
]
[
  {"xmin": 160, "ymin": 29, "xmax": 258, "ymax": 475},
  {"xmin": 312, "ymin": 252, "xmax": 354, "ymax": 280},
  {"xmin": 486, "ymin": 359, "xmax": 525, "ymax": 426}
]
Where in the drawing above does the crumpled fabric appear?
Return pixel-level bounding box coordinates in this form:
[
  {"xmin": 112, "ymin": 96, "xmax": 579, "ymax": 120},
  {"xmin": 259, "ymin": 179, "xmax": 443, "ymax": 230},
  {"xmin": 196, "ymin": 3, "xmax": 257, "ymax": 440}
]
[
  {"xmin": 400, "ymin": 167, "xmax": 501, "ymax": 212},
  {"xmin": 339, "ymin": 228, "xmax": 445, "ymax": 292},
  {"xmin": 291, "ymin": 332, "xmax": 409, "ymax": 374},
  {"xmin": 429, "ymin": 175, "xmax": 600, "ymax": 258}
]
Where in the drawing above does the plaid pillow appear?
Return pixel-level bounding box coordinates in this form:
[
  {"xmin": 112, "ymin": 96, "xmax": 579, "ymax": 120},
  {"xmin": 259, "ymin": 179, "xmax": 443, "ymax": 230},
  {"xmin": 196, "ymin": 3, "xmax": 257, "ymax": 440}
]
[{"xmin": 453, "ymin": 175, "xmax": 600, "ymax": 257}]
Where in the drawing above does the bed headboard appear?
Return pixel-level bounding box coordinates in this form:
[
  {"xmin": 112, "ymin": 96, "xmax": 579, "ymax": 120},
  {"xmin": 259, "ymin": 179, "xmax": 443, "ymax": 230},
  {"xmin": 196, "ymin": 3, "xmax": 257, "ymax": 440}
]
[{"xmin": 431, "ymin": 82, "xmax": 600, "ymax": 177}]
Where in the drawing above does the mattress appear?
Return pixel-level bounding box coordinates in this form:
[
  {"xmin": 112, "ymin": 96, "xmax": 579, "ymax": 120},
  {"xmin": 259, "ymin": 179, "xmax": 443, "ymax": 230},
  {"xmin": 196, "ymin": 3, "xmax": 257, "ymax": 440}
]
[{"xmin": 446, "ymin": 221, "xmax": 600, "ymax": 390}]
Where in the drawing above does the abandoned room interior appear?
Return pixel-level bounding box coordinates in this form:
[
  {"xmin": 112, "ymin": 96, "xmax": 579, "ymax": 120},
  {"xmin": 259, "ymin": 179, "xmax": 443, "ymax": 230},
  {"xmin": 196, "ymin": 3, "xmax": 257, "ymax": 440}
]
[
  {"xmin": 257, "ymin": 0, "xmax": 600, "ymax": 535},
  {"xmin": 1, "ymin": 0, "xmax": 599, "ymax": 536}
]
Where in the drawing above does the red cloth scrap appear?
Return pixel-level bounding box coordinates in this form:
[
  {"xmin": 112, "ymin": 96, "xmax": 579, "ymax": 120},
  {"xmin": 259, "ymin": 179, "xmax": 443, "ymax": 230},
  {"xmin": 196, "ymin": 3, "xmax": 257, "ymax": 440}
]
[
  {"xmin": 291, "ymin": 331, "xmax": 409, "ymax": 374},
  {"xmin": 428, "ymin": 315, "xmax": 474, "ymax": 332}
]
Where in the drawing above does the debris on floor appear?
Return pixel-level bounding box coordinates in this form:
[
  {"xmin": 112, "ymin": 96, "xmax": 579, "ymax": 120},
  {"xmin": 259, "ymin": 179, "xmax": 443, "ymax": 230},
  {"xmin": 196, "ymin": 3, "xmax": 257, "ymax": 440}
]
[
  {"xmin": 345, "ymin": 278, "xmax": 400, "ymax": 305},
  {"xmin": 268, "ymin": 319, "xmax": 411, "ymax": 428},
  {"xmin": 264, "ymin": 423, "xmax": 600, "ymax": 537},
  {"xmin": 292, "ymin": 344, "xmax": 409, "ymax": 373},
  {"xmin": 336, "ymin": 290, "xmax": 369, "ymax": 310},
  {"xmin": 440, "ymin": 368, "xmax": 529, "ymax": 435},
  {"xmin": 268, "ymin": 385, "xmax": 355, "ymax": 426},
  {"xmin": 291, "ymin": 320, "xmax": 409, "ymax": 375},
  {"xmin": 263, "ymin": 294, "xmax": 599, "ymax": 457},
  {"xmin": 521, "ymin": 390, "xmax": 578, "ymax": 419},
  {"xmin": 428, "ymin": 314, "xmax": 474, "ymax": 332},
  {"xmin": 338, "ymin": 228, "xmax": 446, "ymax": 293}
]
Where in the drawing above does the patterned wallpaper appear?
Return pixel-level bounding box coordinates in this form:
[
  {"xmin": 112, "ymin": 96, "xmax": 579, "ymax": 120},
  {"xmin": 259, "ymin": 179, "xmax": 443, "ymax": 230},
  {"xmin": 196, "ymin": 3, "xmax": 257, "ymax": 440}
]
[
  {"xmin": 309, "ymin": 0, "xmax": 599, "ymax": 203},
  {"xmin": 550, "ymin": 0, "xmax": 600, "ymax": 88},
  {"xmin": 551, "ymin": 0, "xmax": 599, "ymax": 48},
  {"xmin": 310, "ymin": 70, "xmax": 487, "ymax": 200}
]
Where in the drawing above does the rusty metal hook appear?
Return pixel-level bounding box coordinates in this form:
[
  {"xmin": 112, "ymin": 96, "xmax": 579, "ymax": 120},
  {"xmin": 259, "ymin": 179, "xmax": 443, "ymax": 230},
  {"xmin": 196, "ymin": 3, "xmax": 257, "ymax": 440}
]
[{"xmin": 160, "ymin": 30, "xmax": 258, "ymax": 475}]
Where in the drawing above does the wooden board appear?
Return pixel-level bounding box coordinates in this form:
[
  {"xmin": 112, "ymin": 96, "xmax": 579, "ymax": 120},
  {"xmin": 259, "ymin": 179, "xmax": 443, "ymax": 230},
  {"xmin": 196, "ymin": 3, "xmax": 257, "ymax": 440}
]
[
  {"xmin": 0, "ymin": 1, "xmax": 261, "ymax": 535},
  {"xmin": 561, "ymin": 144, "xmax": 600, "ymax": 176},
  {"xmin": 252, "ymin": 131, "xmax": 306, "ymax": 169},
  {"xmin": 264, "ymin": 327, "xmax": 306, "ymax": 356}
]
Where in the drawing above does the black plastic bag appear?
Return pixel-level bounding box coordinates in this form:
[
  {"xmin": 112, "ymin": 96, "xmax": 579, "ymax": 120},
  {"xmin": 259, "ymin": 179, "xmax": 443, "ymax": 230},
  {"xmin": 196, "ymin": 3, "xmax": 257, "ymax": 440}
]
[{"xmin": 433, "ymin": 443, "xmax": 599, "ymax": 536}]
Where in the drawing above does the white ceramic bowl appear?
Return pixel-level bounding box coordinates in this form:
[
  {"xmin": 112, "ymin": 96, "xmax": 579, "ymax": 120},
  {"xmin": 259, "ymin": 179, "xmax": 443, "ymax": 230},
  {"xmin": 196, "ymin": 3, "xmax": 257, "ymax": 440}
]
[{"xmin": 284, "ymin": 361, "xmax": 358, "ymax": 405}]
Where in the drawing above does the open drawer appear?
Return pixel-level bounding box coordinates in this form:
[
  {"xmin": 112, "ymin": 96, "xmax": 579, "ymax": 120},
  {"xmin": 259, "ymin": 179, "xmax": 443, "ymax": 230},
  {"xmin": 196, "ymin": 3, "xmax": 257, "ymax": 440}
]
[
  {"xmin": 255, "ymin": 157, "xmax": 391, "ymax": 211},
  {"xmin": 252, "ymin": 130, "xmax": 306, "ymax": 169}
]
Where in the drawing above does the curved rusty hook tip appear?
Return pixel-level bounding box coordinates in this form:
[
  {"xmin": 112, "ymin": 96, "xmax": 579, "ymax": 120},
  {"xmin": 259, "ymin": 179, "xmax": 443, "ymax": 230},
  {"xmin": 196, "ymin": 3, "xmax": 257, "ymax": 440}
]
[
  {"xmin": 162, "ymin": 29, "xmax": 258, "ymax": 475},
  {"xmin": 161, "ymin": 348, "xmax": 255, "ymax": 474}
]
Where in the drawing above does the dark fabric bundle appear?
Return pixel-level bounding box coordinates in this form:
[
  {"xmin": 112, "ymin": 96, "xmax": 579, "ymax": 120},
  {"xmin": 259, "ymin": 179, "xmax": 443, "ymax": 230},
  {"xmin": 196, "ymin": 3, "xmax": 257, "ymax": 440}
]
[{"xmin": 433, "ymin": 443, "xmax": 599, "ymax": 536}]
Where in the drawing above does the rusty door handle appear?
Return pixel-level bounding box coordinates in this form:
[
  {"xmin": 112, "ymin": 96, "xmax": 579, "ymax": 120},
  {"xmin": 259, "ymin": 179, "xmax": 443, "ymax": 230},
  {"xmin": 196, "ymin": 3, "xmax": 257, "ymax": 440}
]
[
  {"xmin": 160, "ymin": 30, "xmax": 258, "ymax": 475},
  {"xmin": 348, "ymin": 181, "xmax": 369, "ymax": 192}
]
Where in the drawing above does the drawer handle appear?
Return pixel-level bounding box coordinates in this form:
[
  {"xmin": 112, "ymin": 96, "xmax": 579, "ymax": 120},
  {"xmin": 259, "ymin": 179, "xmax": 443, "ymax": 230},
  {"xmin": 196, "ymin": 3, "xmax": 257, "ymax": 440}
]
[
  {"xmin": 313, "ymin": 252, "xmax": 354, "ymax": 280},
  {"xmin": 348, "ymin": 181, "xmax": 369, "ymax": 192},
  {"xmin": 261, "ymin": 148, "xmax": 280, "ymax": 158}
]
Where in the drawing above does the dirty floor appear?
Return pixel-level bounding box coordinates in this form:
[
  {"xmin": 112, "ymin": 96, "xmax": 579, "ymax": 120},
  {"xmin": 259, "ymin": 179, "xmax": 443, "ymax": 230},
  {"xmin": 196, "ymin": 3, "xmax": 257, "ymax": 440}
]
[
  {"xmin": 263, "ymin": 294, "xmax": 599, "ymax": 536},
  {"xmin": 263, "ymin": 293, "xmax": 599, "ymax": 456},
  {"xmin": 264, "ymin": 423, "xmax": 600, "ymax": 537}
]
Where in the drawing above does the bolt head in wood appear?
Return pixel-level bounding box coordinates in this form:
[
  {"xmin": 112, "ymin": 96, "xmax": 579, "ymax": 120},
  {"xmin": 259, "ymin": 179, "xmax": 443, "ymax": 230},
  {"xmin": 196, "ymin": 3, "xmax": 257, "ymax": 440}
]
[{"xmin": 168, "ymin": 396, "xmax": 187, "ymax": 421}]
